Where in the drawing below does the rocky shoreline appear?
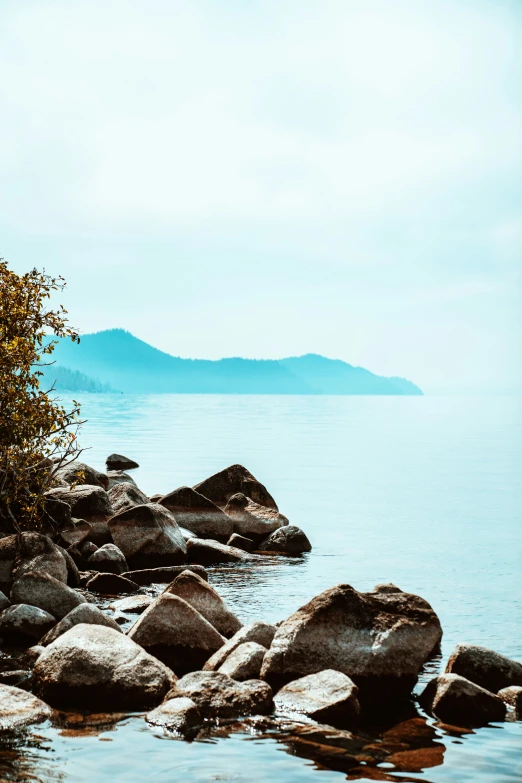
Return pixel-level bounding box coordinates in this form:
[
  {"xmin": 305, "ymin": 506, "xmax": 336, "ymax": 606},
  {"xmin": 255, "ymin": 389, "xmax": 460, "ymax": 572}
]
[{"xmin": 0, "ymin": 456, "xmax": 520, "ymax": 765}]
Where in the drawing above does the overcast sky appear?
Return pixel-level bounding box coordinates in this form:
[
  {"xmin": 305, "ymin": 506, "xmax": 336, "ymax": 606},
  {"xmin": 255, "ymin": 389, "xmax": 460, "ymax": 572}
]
[{"xmin": 1, "ymin": 0, "xmax": 521, "ymax": 393}]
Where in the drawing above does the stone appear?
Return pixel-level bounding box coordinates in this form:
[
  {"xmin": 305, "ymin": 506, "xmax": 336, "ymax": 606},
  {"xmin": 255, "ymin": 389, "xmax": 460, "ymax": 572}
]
[
  {"xmin": 159, "ymin": 487, "xmax": 233, "ymax": 540},
  {"xmin": 33, "ymin": 623, "xmax": 175, "ymax": 710},
  {"xmin": 81, "ymin": 541, "xmax": 99, "ymax": 558},
  {"xmin": 40, "ymin": 603, "xmax": 122, "ymax": 645},
  {"xmin": 0, "ymin": 604, "xmax": 55, "ymax": 641},
  {"xmin": 110, "ymin": 595, "xmax": 153, "ymax": 614},
  {"xmin": 57, "ymin": 545, "xmax": 82, "ymax": 587},
  {"xmin": 107, "ymin": 470, "xmax": 137, "ymax": 488},
  {"xmin": 0, "ymin": 670, "xmax": 32, "ymax": 689},
  {"xmin": 59, "ymin": 518, "xmax": 92, "ymax": 547},
  {"xmin": 445, "ymin": 643, "xmax": 522, "ymax": 694},
  {"xmin": 168, "ymin": 671, "xmax": 273, "ymax": 719},
  {"xmin": 122, "ymin": 565, "xmax": 208, "ymax": 585},
  {"xmin": 86, "ymin": 573, "xmax": 139, "ymax": 595},
  {"xmin": 224, "ymin": 493, "xmax": 288, "ymax": 539},
  {"xmin": 0, "ymin": 684, "xmax": 52, "ymax": 731},
  {"xmin": 42, "ymin": 496, "xmax": 72, "ymax": 530},
  {"xmin": 47, "ymin": 485, "xmax": 114, "ymax": 545},
  {"xmin": 193, "ymin": 464, "xmax": 278, "ymax": 510},
  {"xmin": 498, "ymin": 686, "xmax": 522, "ymax": 716},
  {"xmin": 274, "ymin": 670, "xmax": 360, "ymax": 727},
  {"xmin": 372, "ymin": 583, "xmax": 403, "ymax": 594},
  {"xmin": 258, "ymin": 525, "xmax": 311, "ymax": 555},
  {"xmin": 88, "ymin": 543, "xmax": 128, "ymax": 575},
  {"xmin": 0, "ymin": 590, "xmax": 9, "ymax": 611},
  {"xmin": 55, "ymin": 462, "xmax": 109, "ymax": 490},
  {"xmin": 226, "ymin": 533, "xmax": 254, "ymax": 552},
  {"xmin": 203, "ymin": 621, "xmax": 277, "ymax": 672},
  {"xmin": 22, "ymin": 645, "xmax": 45, "ymax": 665},
  {"xmin": 11, "ymin": 571, "xmax": 86, "ymax": 620},
  {"xmin": 187, "ymin": 538, "xmax": 261, "ymax": 565},
  {"xmin": 127, "ymin": 593, "xmax": 225, "ymax": 674},
  {"xmin": 217, "ymin": 642, "xmax": 266, "ymax": 681},
  {"xmin": 106, "ymin": 454, "xmax": 140, "ymax": 471},
  {"xmin": 260, "ymin": 583, "xmax": 443, "ymax": 704},
  {"xmin": 419, "ymin": 673, "xmax": 506, "ymax": 727},
  {"xmin": 0, "ymin": 533, "xmax": 69, "ymax": 592},
  {"xmin": 179, "ymin": 526, "xmax": 196, "ymax": 543},
  {"xmin": 108, "ymin": 503, "xmax": 187, "ymax": 569},
  {"xmin": 164, "ymin": 570, "xmax": 242, "ymax": 638},
  {"xmin": 108, "ymin": 482, "xmax": 149, "ymax": 514},
  {"xmin": 146, "ymin": 697, "xmax": 202, "ymax": 735}
]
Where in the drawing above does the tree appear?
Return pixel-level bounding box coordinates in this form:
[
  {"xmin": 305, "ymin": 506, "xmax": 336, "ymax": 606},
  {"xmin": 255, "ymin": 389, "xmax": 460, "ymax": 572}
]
[{"xmin": 0, "ymin": 259, "xmax": 83, "ymax": 534}]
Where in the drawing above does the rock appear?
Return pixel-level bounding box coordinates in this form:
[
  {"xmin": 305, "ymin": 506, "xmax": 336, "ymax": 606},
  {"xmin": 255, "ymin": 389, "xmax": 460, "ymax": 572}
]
[
  {"xmin": 149, "ymin": 493, "xmax": 163, "ymax": 502},
  {"xmin": 59, "ymin": 518, "xmax": 92, "ymax": 547},
  {"xmin": 179, "ymin": 527, "xmax": 196, "ymax": 543},
  {"xmin": 194, "ymin": 464, "xmax": 278, "ymax": 510},
  {"xmin": 187, "ymin": 538, "xmax": 261, "ymax": 565},
  {"xmin": 57, "ymin": 545, "xmax": 82, "ymax": 587},
  {"xmin": 33, "ymin": 624, "xmax": 175, "ymax": 710},
  {"xmin": 0, "ymin": 604, "xmax": 55, "ymax": 641},
  {"xmin": 110, "ymin": 595, "xmax": 153, "ymax": 614},
  {"xmin": 106, "ymin": 454, "xmax": 140, "ymax": 471},
  {"xmin": 107, "ymin": 470, "xmax": 137, "ymax": 488},
  {"xmin": 203, "ymin": 621, "xmax": 277, "ymax": 672},
  {"xmin": 40, "ymin": 603, "xmax": 122, "ymax": 645},
  {"xmin": 164, "ymin": 570, "xmax": 242, "ymax": 638},
  {"xmin": 274, "ymin": 669, "xmax": 360, "ymax": 727},
  {"xmin": 226, "ymin": 533, "xmax": 254, "ymax": 552},
  {"xmin": 372, "ymin": 583, "xmax": 403, "ymax": 594},
  {"xmin": 48, "ymin": 485, "xmax": 114, "ymax": 544},
  {"xmin": 0, "ymin": 670, "xmax": 32, "ymax": 689},
  {"xmin": 224, "ymin": 493, "xmax": 287, "ymax": 539},
  {"xmin": 22, "ymin": 645, "xmax": 45, "ymax": 665},
  {"xmin": 127, "ymin": 593, "xmax": 225, "ymax": 674},
  {"xmin": 0, "ymin": 684, "xmax": 52, "ymax": 731},
  {"xmin": 81, "ymin": 541, "xmax": 99, "ymax": 559},
  {"xmin": 258, "ymin": 525, "xmax": 311, "ymax": 555},
  {"xmin": 122, "ymin": 565, "xmax": 208, "ymax": 585},
  {"xmin": 168, "ymin": 671, "xmax": 273, "ymax": 719},
  {"xmin": 55, "ymin": 462, "xmax": 109, "ymax": 490},
  {"xmin": 87, "ymin": 543, "xmax": 128, "ymax": 575},
  {"xmin": 11, "ymin": 571, "xmax": 86, "ymax": 620},
  {"xmin": 260, "ymin": 583, "xmax": 442, "ymax": 704},
  {"xmin": 217, "ymin": 642, "xmax": 266, "ymax": 681},
  {"xmin": 86, "ymin": 573, "xmax": 139, "ymax": 595},
  {"xmin": 159, "ymin": 487, "xmax": 233, "ymax": 540},
  {"xmin": 0, "ymin": 590, "xmax": 9, "ymax": 611},
  {"xmin": 42, "ymin": 496, "xmax": 72, "ymax": 530},
  {"xmin": 108, "ymin": 483, "xmax": 149, "ymax": 514},
  {"xmin": 419, "ymin": 673, "xmax": 506, "ymax": 727},
  {"xmin": 108, "ymin": 503, "xmax": 187, "ymax": 569},
  {"xmin": 498, "ymin": 686, "xmax": 522, "ymax": 716},
  {"xmin": 445, "ymin": 643, "xmax": 522, "ymax": 693},
  {"xmin": 0, "ymin": 533, "xmax": 69, "ymax": 592},
  {"xmin": 146, "ymin": 697, "xmax": 202, "ymax": 735}
]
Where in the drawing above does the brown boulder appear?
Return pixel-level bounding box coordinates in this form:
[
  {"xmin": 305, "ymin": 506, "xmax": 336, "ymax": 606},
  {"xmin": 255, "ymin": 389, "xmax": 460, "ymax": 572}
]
[
  {"xmin": 159, "ymin": 487, "xmax": 234, "ymax": 540},
  {"xmin": 187, "ymin": 538, "xmax": 261, "ymax": 565},
  {"xmin": 108, "ymin": 503, "xmax": 187, "ymax": 569},
  {"xmin": 226, "ymin": 533, "xmax": 254, "ymax": 552},
  {"xmin": 167, "ymin": 671, "xmax": 273, "ymax": 719},
  {"xmin": 122, "ymin": 564, "xmax": 208, "ymax": 585},
  {"xmin": 87, "ymin": 543, "xmax": 128, "ymax": 575},
  {"xmin": 0, "ymin": 604, "xmax": 55, "ymax": 641},
  {"xmin": 0, "ymin": 533, "xmax": 70, "ymax": 592},
  {"xmin": 11, "ymin": 571, "xmax": 86, "ymax": 620},
  {"xmin": 217, "ymin": 642, "xmax": 266, "ymax": 681},
  {"xmin": 106, "ymin": 454, "xmax": 139, "ymax": 471},
  {"xmin": 274, "ymin": 669, "xmax": 360, "ymax": 727},
  {"xmin": 86, "ymin": 572, "xmax": 139, "ymax": 595},
  {"xmin": 108, "ymin": 482, "xmax": 149, "ymax": 514},
  {"xmin": 498, "ymin": 686, "xmax": 522, "ymax": 717},
  {"xmin": 164, "ymin": 570, "xmax": 242, "ymax": 638},
  {"xmin": 146, "ymin": 696, "xmax": 202, "ymax": 735},
  {"xmin": 224, "ymin": 493, "xmax": 288, "ymax": 539},
  {"xmin": 445, "ymin": 643, "xmax": 522, "ymax": 694},
  {"xmin": 419, "ymin": 673, "xmax": 506, "ymax": 727},
  {"xmin": 55, "ymin": 462, "xmax": 109, "ymax": 490},
  {"xmin": 203, "ymin": 621, "xmax": 277, "ymax": 672},
  {"xmin": 47, "ymin": 485, "xmax": 114, "ymax": 545},
  {"xmin": 258, "ymin": 525, "xmax": 311, "ymax": 555},
  {"xmin": 107, "ymin": 470, "xmax": 137, "ymax": 488},
  {"xmin": 40, "ymin": 603, "xmax": 122, "ymax": 645},
  {"xmin": 0, "ymin": 684, "xmax": 52, "ymax": 731},
  {"xmin": 193, "ymin": 464, "xmax": 278, "ymax": 510}
]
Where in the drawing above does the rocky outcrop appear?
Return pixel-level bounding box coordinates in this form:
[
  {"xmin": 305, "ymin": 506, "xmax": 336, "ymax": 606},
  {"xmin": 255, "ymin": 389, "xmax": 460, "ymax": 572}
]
[
  {"xmin": 11, "ymin": 571, "xmax": 86, "ymax": 620},
  {"xmin": 445, "ymin": 643, "xmax": 522, "ymax": 693},
  {"xmin": 33, "ymin": 624, "xmax": 175, "ymax": 710},
  {"xmin": 107, "ymin": 471, "xmax": 137, "ymax": 488},
  {"xmin": 127, "ymin": 593, "xmax": 225, "ymax": 674},
  {"xmin": 55, "ymin": 462, "xmax": 109, "ymax": 490},
  {"xmin": 40, "ymin": 603, "xmax": 122, "ymax": 645},
  {"xmin": 258, "ymin": 525, "xmax": 312, "ymax": 555},
  {"xmin": 86, "ymin": 573, "xmax": 139, "ymax": 595},
  {"xmin": 108, "ymin": 503, "xmax": 187, "ymax": 569},
  {"xmin": 419, "ymin": 673, "xmax": 506, "ymax": 727},
  {"xmin": 106, "ymin": 454, "xmax": 139, "ymax": 471},
  {"xmin": 0, "ymin": 604, "xmax": 55, "ymax": 641},
  {"xmin": 217, "ymin": 642, "xmax": 266, "ymax": 681},
  {"xmin": 226, "ymin": 534, "xmax": 254, "ymax": 552},
  {"xmin": 164, "ymin": 570, "xmax": 242, "ymax": 638},
  {"xmin": 187, "ymin": 538, "xmax": 260, "ymax": 565},
  {"xmin": 193, "ymin": 464, "xmax": 278, "ymax": 510},
  {"xmin": 203, "ymin": 621, "xmax": 277, "ymax": 671},
  {"xmin": 122, "ymin": 564, "xmax": 208, "ymax": 585},
  {"xmin": 159, "ymin": 487, "xmax": 233, "ymax": 540},
  {"xmin": 108, "ymin": 483, "xmax": 149, "ymax": 514},
  {"xmin": 167, "ymin": 671, "xmax": 273, "ymax": 719},
  {"xmin": 274, "ymin": 670, "xmax": 360, "ymax": 727},
  {"xmin": 224, "ymin": 494, "xmax": 288, "ymax": 539},
  {"xmin": 0, "ymin": 684, "xmax": 52, "ymax": 731},
  {"xmin": 146, "ymin": 696, "xmax": 202, "ymax": 735},
  {"xmin": 88, "ymin": 543, "xmax": 128, "ymax": 575},
  {"xmin": 260, "ymin": 584, "xmax": 442, "ymax": 704}
]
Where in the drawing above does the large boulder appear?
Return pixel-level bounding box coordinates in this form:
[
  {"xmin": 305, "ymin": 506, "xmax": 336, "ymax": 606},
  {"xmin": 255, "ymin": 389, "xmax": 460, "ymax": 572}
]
[
  {"xmin": 41, "ymin": 495, "xmax": 72, "ymax": 531},
  {"xmin": 106, "ymin": 454, "xmax": 139, "ymax": 471},
  {"xmin": 40, "ymin": 603, "xmax": 122, "ymax": 645},
  {"xmin": 59, "ymin": 518, "xmax": 92, "ymax": 547},
  {"xmin": 122, "ymin": 564, "xmax": 208, "ymax": 585},
  {"xmin": 108, "ymin": 483, "xmax": 149, "ymax": 515},
  {"xmin": 224, "ymin": 494, "xmax": 288, "ymax": 539},
  {"xmin": 187, "ymin": 538, "xmax": 261, "ymax": 565},
  {"xmin": 33, "ymin": 623, "xmax": 175, "ymax": 710},
  {"xmin": 445, "ymin": 643, "xmax": 522, "ymax": 693},
  {"xmin": 0, "ymin": 533, "xmax": 69, "ymax": 592},
  {"xmin": 193, "ymin": 464, "xmax": 278, "ymax": 510},
  {"xmin": 258, "ymin": 525, "xmax": 312, "ymax": 555},
  {"xmin": 108, "ymin": 504, "xmax": 187, "ymax": 569},
  {"xmin": 260, "ymin": 584, "xmax": 442, "ymax": 704},
  {"xmin": 0, "ymin": 684, "xmax": 52, "ymax": 731},
  {"xmin": 226, "ymin": 534, "xmax": 254, "ymax": 552},
  {"xmin": 146, "ymin": 697, "xmax": 202, "ymax": 735},
  {"xmin": 86, "ymin": 572, "xmax": 139, "ymax": 595},
  {"xmin": 55, "ymin": 462, "xmax": 109, "ymax": 491},
  {"xmin": 0, "ymin": 604, "xmax": 55, "ymax": 641},
  {"xmin": 159, "ymin": 487, "xmax": 233, "ymax": 540},
  {"xmin": 48, "ymin": 485, "xmax": 114, "ymax": 545},
  {"xmin": 419, "ymin": 673, "xmax": 506, "ymax": 727},
  {"xmin": 203, "ymin": 621, "xmax": 277, "ymax": 671},
  {"xmin": 11, "ymin": 571, "xmax": 86, "ymax": 620},
  {"xmin": 274, "ymin": 670, "xmax": 360, "ymax": 727},
  {"xmin": 167, "ymin": 671, "xmax": 273, "ymax": 719},
  {"xmin": 107, "ymin": 470, "xmax": 137, "ymax": 488},
  {"xmin": 87, "ymin": 543, "xmax": 128, "ymax": 575},
  {"xmin": 127, "ymin": 593, "xmax": 225, "ymax": 673},
  {"xmin": 164, "ymin": 570, "xmax": 242, "ymax": 638},
  {"xmin": 217, "ymin": 642, "xmax": 266, "ymax": 681}
]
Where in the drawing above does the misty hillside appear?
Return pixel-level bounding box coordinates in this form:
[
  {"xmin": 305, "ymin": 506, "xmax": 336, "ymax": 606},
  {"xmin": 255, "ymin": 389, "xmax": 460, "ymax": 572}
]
[
  {"xmin": 52, "ymin": 329, "xmax": 423, "ymax": 395},
  {"xmin": 39, "ymin": 365, "xmax": 114, "ymax": 393}
]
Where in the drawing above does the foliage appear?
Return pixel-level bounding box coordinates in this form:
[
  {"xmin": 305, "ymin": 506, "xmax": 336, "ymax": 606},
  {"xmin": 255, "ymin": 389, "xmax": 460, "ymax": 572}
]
[{"xmin": 0, "ymin": 259, "xmax": 83, "ymax": 533}]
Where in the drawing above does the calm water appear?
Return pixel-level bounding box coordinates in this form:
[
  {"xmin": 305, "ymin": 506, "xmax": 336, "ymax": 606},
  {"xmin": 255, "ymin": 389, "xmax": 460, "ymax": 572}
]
[{"xmin": 2, "ymin": 394, "xmax": 521, "ymax": 782}]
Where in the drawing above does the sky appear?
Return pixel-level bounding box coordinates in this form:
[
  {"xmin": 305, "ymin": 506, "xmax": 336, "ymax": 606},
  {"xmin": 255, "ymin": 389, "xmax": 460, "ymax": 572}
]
[{"xmin": 1, "ymin": 0, "xmax": 521, "ymax": 394}]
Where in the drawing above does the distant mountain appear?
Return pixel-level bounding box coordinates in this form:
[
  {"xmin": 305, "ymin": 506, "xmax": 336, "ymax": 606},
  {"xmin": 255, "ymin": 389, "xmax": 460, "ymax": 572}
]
[
  {"xmin": 39, "ymin": 365, "xmax": 114, "ymax": 393},
  {"xmin": 51, "ymin": 329, "xmax": 423, "ymax": 395}
]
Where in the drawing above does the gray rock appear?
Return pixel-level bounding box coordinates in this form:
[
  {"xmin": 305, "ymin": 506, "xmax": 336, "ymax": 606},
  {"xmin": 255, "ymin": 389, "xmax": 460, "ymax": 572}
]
[
  {"xmin": 0, "ymin": 670, "xmax": 32, "ymax": 689},
  {"xmin": 498, "ymin": 686, "xmax": 522, "ymax": 717},
  {"xmin": 81, "ymin": 541, "xmax": 98, "ymax": 558},
  {"xmin": 167, "ymin": 671, "xmax": 273, "ymax": 719},
  {"xmin": 164, "ymin": 570, "xmax": 242, "ymax": 638},
  {"xmin": 274, "ymin": 670, "xmax": 360, "ymax": 727},
  {"xmin": 159, "ymin": 487, "xmax": 233, "ymax": 540},
  {"xmin": 0, "ymin": 604, "xmax": 55, "ymax": 640},
  {"xmin": 106, "ymin": 454, "xmax": 140, "ymax": 471},
  {"xmin": 11, "ymin": 571, "xmax": 86, "ymax": 620},
  {"xmin": 0, "ymin": 533, "xmax": 69, "ymax": 592},
  {"xmin": 258, "ymin": 525, "xmax": 311, "ymax": 555},
  {"xmin": 22, "ymin": 646, "xmax": 45, "ymax": 665},
  {"xmin": 0, "ymin": 590, "xmax": 10, "ymax": 611},
  {"xmin": 33, "ymin": 623, "xmax": 175, "ymax": 710},
  {"xmin": 224, "ymin": 493, "xmax": 287, "ymax": 539},
  {"xmin": 146, "ymin": 696, "xmax": 202, "ymax": 735},
  {"xmin": 108, "ymin": 503, "xmax": 187, "ymax": 569},
  {"xmin": 193, "ymin": 464, "xmax": 278, "ymax": 510},
  {"xmin": 226, "ymin": 534, "xmax": 254, "ymax": 552},
  {"xmin": 204, "ymin": 621, "xmax": 277, "ymax": 671},
  {"xmin": 88, "ymin": 543, "xmax": 128, "ymax": 575},
  {"xmin": 372, "ymin": 583, "xmax": 403, "ymax": 594},
  {"xmin": 59, "ymin": 518, "xmax": 92, "ymax": 547},
  {"xmin": 122, "ymin": 565, "xmax": 208, "ymax": 585},
  {"xmin": 55, "ymin": 462, "xmax": 109, "ymax": 490},
  {"xmin": 110, "ymin": 595, "xmax": 154, "ymax": 614},
  {"xmin": 40, "ymin": 603, "xmax": 122, "ymax": 645},
  {"xmin": 217, "ymin": 642, "xmax": 266, "ymax": 681},
  {"xmin": 0, "ymin": 684, "xmax": 52, "ymax": 731},
  {"xmin": 445, "ymin": 643, "xmax": 522, "ymax": 693},
  {"xmin": 86, "ymin": 572, "xmax": 139, "ymax": 595},
  {"xmin": 419, "ymin": 673, "xmax": 506, "ymax": 727},
  {"xmin": 48, "ymin": 485, "xmax": 114, "ymax": 545},
  {"xmin": 108, "ymin": 483, "xmax": 149, "ymax": 514},
  {"xmin": 187, "ymin": 538, "xmax": 261, "ymax": 565},
  {"xmin": 107, "ymin": 470, "xmax": 137, "ymax": 488}
]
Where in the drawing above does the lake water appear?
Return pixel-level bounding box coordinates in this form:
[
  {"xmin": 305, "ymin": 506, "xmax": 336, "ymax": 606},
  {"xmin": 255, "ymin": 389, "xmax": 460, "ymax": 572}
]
[{"xmin": 2, "ymin": 394, "xmax": 521, "ymax": 782}]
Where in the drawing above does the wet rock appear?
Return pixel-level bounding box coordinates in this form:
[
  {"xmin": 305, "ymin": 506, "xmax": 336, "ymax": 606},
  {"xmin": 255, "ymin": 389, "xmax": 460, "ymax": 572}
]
[
  {"xmin": 107, "ymin": 470, "xmax": 137, "ymax": 488},
  {"xmin": 0, "ymin": 533, "xmax": 69, "ymax": 592},
  {"xmin": 261, "ymin": 583, "xmax": 443, "ymax": 704},
  {"xmin": 122, "ymin": 564, "xmax": 208, "ymax": 585},
  {"xmin": 33, "ymin": 623, "xmax": 175, "ymax": 710},
  {"xmin": 108, "ymin": 503, "xmax": 187, "ymax": 569},
  {"xmin": 226, "ymin": 533, "xmax": 254, "ymax": 552},
  {"xmin": 106, "ymin": 454, "xmax": 140, "ymax": 471},
  {"xmin": 159, "ymin": 487, "xmax": 233, "ymax": 540},
  {"xmin": 11, "ymin": 571, "xmax": 86, "ymax": 620},
  {"xmin": 86, "ymin": 572, "xmax": 139, "ymax": 595},
  {"xmin": 127, "ymin": 593, "xmax": 225, "ymax": 674},
  {"xmin": 59, "ymin": 518, "xmax": 92, "ymax": 547},
  {"xmin": 0, "ymin": 684, "xmax": 52, "ymax": 731},
  {"xmin": 419, "ymin": 673, "xmax": 506, "ymax": 727},
  {"xmin": 445, "ymin": 643, "xmax": 522, "ymax": 693},
  {"xmin": 168, "ymin": 671, "xmax": 273, "ymax": 719},
  {"xmin": 204, "ymin": 621, "xmax": 277, "ymax": 671},
  {"xmin": 187, "ymin": 538, "xmax": 261, "ymax": 565},
  {"xmin": 193, "ymin": 464, "xmax": 278, "ymax": 511},
  {"xmin": 88, "ymin": 543, "xmax": 128, "ymax": 574},
  {"xmin": 0, "ymin": 604, "xmax": 55, "ymax": 641},
  {"xmin": 224, "ymin": 493, "xmax": 288, "ymax": 539},
  {"xmin": 258, "ymin": 525, "xmax": 311, "ymax": 555},
  {"xmin": 0, "ymin": 670, "xmax": 32, "ymax": 689},
  {"xmin": 0, "ymin": 590, "xmax": 9, "ymax": 611},
  {"xmin": 164, "ymin": 570, "xmax": 242, "ymax": 638},
  {"xmin": 217, "ymin": 641, "xmax": 266, "ymax": 681},
  {"xmin": 55, "ymin": 462, "xmax": 109, "ymax": 490},
  {"xmin": 110, "ymin": 595, "xmax": 153, "ymax": 614},
  {"xmin": 498, "ymin": 686, "xmax": 522, "ymax": 716},
  {"xmin": 274, "ymin": 670, "xmax": 360, "ymax": 727},
  {"xmin": 108, "ymin": 483, "xmax": 149, "ymax": 514},
  {"xmin": 40, "ymin": 603, "xmax": 122, "ymax": 645},
  {"xmin": 146, "ymin": 696, "xmax": 202, "ymax": 735}
]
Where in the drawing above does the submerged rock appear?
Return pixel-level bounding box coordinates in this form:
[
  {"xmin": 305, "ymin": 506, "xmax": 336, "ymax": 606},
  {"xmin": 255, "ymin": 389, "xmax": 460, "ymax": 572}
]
[
  {"xmin": 0, "ymin": 684, "xmax": 52, "ymax": 731},
  {"xmin": 217, "ymin": 641, "xmax": 266, "ymax": 681},
  {"xmin": 108, "ymin": 483, "xmax": 149, "ymax": 514},
  {"xmin": 146, "ymin": 696, "xmax": 202, "ymax": 735},
  {"xmin": 445, "ymin": 643, "xmax": 522, "ymax": 693},
  {"xmin": 40, "ymin": 603, "xmax": 122, "ymax": 645},
  {"xmin": 106, "ymin": 454, "xmax": 140, "ymax": 471},
  {"xmin": 88, "ymin": 543, "xmax": 128, "ymax": 575},
  {"xmin": 108, "ymin": 503, "xmax": 187, "ymax": 569},
  {"xmin": 0, "ymin": 604, "xmax": 55, "ymax": 641},
  {"xmin": 224, "ymin": 493, "xmax": 288, "ymax": 539},
  {"xmin": 193, "ymin": 464, "xmax": 278, "ymax": 510},
  {"xmin": 204, "ymin": 621, "xmax": 277, "ymax": 672},
  {"xmin": 274, "ymin": 670, "xmax": 360, "ymax": 727},
  {"xmin": 187, "ymin": 538, "xmax": 260, "ymax": 565},
  {"xmin": 419, "ymin": 673, "xmax": 506, "ymax": 727},
  {"xmin": 11, "ymin": 571, "xmax": 86, "ymax": 620},
  {"xmin": 258, "ymin": 525, "xmax": 312, "ymax": 555},
  {"xmin": 164, "ymin": 570, "xmax": 242, "ymax": 638},
  {"xmin": 159, "ymin": 487, "xmax": 233, "ymax": 540},
  {"xmin": 167, "ymin": 671, "xmax": 273, "ymax": 719}
]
